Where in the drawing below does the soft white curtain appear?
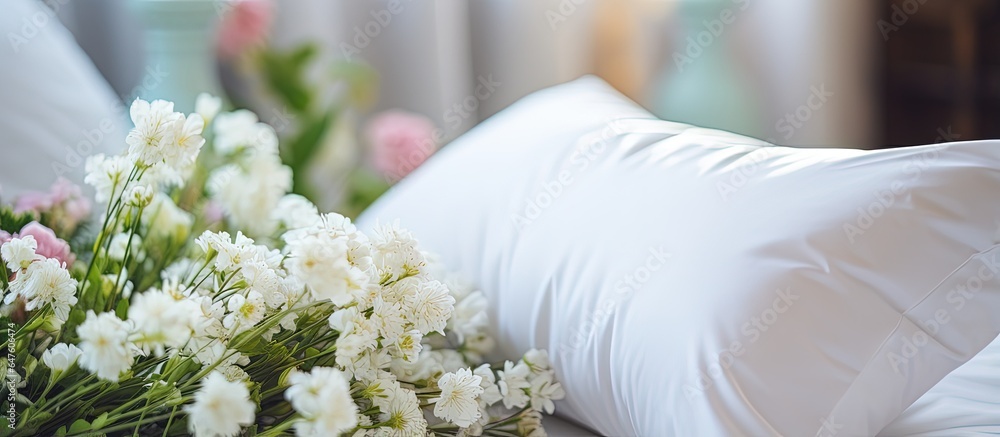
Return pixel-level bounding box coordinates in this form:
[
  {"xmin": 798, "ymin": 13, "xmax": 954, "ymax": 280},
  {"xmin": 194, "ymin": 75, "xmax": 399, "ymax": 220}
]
[{"xmin": 56, "ymin": 0, "xmax": 878, "ymax": 147}]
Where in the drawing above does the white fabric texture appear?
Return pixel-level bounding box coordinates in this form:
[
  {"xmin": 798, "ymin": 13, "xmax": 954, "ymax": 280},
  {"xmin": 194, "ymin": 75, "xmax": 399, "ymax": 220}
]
[
  {"xmin": 0, "ymin": 0, "xmax": 127, "ymax": 198},
  {"xmin": 358, "ymin": 76, "xmax": 1000, "ymax": 436},
  {"xmin": 878, "ymin": 333, "xmax": 1000, "ymax": 436}
]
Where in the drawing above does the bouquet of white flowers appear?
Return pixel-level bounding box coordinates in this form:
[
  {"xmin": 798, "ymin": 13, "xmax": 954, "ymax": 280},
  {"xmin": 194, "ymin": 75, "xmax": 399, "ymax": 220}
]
[{"xmin": 0, "ymin": 95, "xmax": 563, "ymax": 436}]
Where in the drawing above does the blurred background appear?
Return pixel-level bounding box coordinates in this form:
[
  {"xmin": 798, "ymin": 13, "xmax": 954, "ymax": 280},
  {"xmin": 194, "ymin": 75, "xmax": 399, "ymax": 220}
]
[{"xmin": 3, "ymin": 0, "xmax": 999, "ymax": 210}]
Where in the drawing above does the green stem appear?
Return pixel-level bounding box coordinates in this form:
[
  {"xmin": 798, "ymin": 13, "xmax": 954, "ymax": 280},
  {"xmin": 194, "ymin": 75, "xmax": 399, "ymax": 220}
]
[{"xmin": 72, "ymin": 412, "xmax": 172, "ymax": 436}]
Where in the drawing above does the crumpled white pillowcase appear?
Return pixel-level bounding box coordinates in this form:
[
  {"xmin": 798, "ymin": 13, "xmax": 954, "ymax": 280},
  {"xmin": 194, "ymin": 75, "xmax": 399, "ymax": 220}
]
[{"xmin": 357, "ymin": 76, "xmax": 1000, "ymax": 436}]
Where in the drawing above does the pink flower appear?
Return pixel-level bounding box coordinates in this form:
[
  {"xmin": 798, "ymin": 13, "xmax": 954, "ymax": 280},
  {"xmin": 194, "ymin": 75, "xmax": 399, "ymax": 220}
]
[
  {"xmin": 365, "ymin": 110, "xmax": 439, "ymax": 182},
  {"xmin": 18, "ymin": 222, "xmax": 74, "ymax": 267},
  {"xmin": 217, "ymin": 0, "xmax": 273, "ymax": 59},
  {"xmin": 14, "ymin": 191, "xmax": 52, "ymax": 215},
  {"xmin": 14, "ymin": 178, "xmax": 91, "ymax": 236},
  {"xmin": 0, "ymin": 231, "xmax": 11, "ymax": 246}
]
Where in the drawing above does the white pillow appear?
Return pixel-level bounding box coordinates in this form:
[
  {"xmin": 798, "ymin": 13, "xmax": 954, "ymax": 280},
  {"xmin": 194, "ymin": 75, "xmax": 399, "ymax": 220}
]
[
  {"xmin": 357, "ymin": 76, "xmax": 1000, "ymax": 436},
  {"xmin": 879, "ymin": 333, "xmax": 1000, "ymax": 436},
  {"xmin": 0, "ymin": 0, "xmax": 127, "ymax": 198}
]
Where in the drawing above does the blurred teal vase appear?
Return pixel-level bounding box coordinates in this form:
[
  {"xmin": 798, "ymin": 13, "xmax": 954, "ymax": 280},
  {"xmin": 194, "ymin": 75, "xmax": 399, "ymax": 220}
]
[
  {"xmin": 131, "ymin": 0, "xmax": 222, "ymax": 113},
  {"xmin": 653, "ymin": 0, "xmax": 762, "ymax": 138}
]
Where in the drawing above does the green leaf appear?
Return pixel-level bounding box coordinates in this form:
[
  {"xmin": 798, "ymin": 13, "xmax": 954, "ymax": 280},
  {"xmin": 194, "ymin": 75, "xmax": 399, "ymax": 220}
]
[
  {"xmin": 54, "ymin": 425, "xmax": 68, "ymax": 437},
  {"xmin": 114, "ymin": 298, "xmax": 130, "ymax": 320},
  {"xmin": 67, "ymin": 419, "xmax": 90, "ymax": 433},
  {"xmin": 0, "ymin": 207, "xmax": 36, "ymax": 234},
  {"xmin": 231, "ymin": 330, "xmax": 268, "ymax": 355},
  {"xmin": 90, "ymin": 412, "xmax": 109, "ymax": 429}
]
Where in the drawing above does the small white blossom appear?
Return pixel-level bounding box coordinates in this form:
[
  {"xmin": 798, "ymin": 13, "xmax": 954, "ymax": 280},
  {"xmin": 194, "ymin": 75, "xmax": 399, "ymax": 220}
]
[
  {"xmin": 195, "ymin": 93, "xmax": 223, "ymax": 124},
  {"xmin": 126, "ymin": 184, "xmax": 154, "ymax": 207},
  {"xmin": 528, "ymin": 372, "xmax": 565, "ymax": 415},
  {"xmin": 271, "ymin": 194, "xmax": 320, "ymax": 230},
  {"xmin": 373, "ymin": 386, "xmax": 426, "ymax": 436},
  {"xmin": 126, "ymin": 98, "xmax": 204, "ymax": 170},
  {"xmin": 77, "ymin": 311, "xmax": 135, "ymax": 381},
  {"xmin": 404, "ymin": 279, "xmax": 455, "ymax": 335},
  {"xmin": 84, "ymin": 154, "xmax": 134, "ymax": 203},
  {"xmin": 128, "ymin": 288, "xmax": 197, "ymax": 356},
  {"xmin": 1, "ymin": 235, "xmax": 38, "ymax": 271},
  {"xmin": 498, "ymin": 360, "xmax": 531, "ymax": 409},
  {"xmin": 41, "ymin": 343, "xmax": 83, "ymax": 372},
  {"xmin": 184, "ymin": 372, "xmax": 255, "ymax": 437},
  {"xmin": 107, "ymin": 233, "xmax": 142, "ymax": 262},
  {"xmin": 286, "ymin": 367, "xmax": 359, "ymax": 436},
  {"xmin": 7, "ymin": 258, "xmax": 78, "ymax": 321},
  {"xmin": 144, "ymin": 193, "xmax": 194, "ymax": 242},
  {"xmin": 473, "ymin": 364, "xmax": 503, "ymax": 406},
  {"xmin": 223, "ymin": 291, "xmax": 267, "ymax": 334},
  {"xmin": 432, "ymin": 368, "xmax": 484, "ymax": 428}
]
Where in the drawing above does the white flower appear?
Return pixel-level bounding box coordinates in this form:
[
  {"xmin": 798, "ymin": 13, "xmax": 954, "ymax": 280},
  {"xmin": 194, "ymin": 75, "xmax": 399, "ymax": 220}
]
[
  {"xmin": 370, "ymin": 222, "xmax": 425, "ymax": 282},
  {"xmin": 107, "ymin": 233, "xmax": 142, "ymax": 262},
  {"xmin": 128, "ymin": 289, "xmax": 197, "ymax": 356},
  {"xmin": 171, "ymin": 112, "xmax": 206, "ymax": 170},
  {"xmin": 371, "ymin": 296, "xmax": 407, "ymax": 343},
  {"xmin": 184, "ymin": 372, "xmax": 255, "ymax": 437},
  {"xmin": 7, "ymin": 258, "xmax": 78, "ymax": 321},
  {"xmin": 144, "ymin": 193, "xmax": 193, "ymax": 242},
  {"xmin": 528, "ymin": 372, "xmax": 565, "ymax": 415},
  {"xmin": 126, "ymin": 99, "xmax": 182, "ymax": 167},
  {"xmin": 126, "ymin": 98, "xmax": 204, "ymax": 170},
  {"xmin": 517, "ymin": 410, "xmax": 547, "ymax": 437},
  {"xmin": 432, "ymin": 368, "xmax": 484, "ymax": 428},
  {"xmin": 220, "ymin": 364, "xmax": 250, "ymax": 383},
  {"xmin": 223, "ymin": 291, "xmax": 267, "ymax": 334},
  {"xmin": 77, "ymin": 311, "xmax": 135, "ymax": 381},
  {"xmin": 41, "ymin": 343, "xmax": 83, "ymax": 372},
  {"xmin": 285, "ymin": 233, "xmax": 367, "ymax": 307},
  {"xmin": 473, "ymin": 364, "xmax": 503, "ymax": 407},
  {"xmin": 497, "ymin": 360, "xmax": 531, "ymax": 409},
  {"xmin": 208, "ymin": 153, "xmax": 291, "ymax": 237},
  {"xmin": 523, "ymin": 349, "xmax": 551, "ymax": 375},
  {"xmin": 213, "ymin": 109, "xmax": 279, "ymax": 155},
  {"xmin": 203, "ymin": 231, "xmax": 255, "ymax": 273},
  {"xmin": 285, "ymin": 367, "xmax": 359, "ymax": 436},
  {"xmin": 449, "ymin": 291, "xmax": 489, "ymax": 343},
  {"xmin": 271, "ymin": 194, "xmax": 320, "ymax": 230},
  {"xmin": 403, "ymin": 279, "xmax": 454, "ymax": 335},
  {"xmin": 1, "ymin": 235, "xmax": 38, "ymax": 271},
  {"xmin": 373, "ymin": 386, "xmax": 426, "ymax": 436},
  {"xmin": 126, "ymin": 184, "xmax": 154, "ymax": 207},
  {"xmin": 195, "ymin": 93, "xmax": 223, "ymax": 124},
  {"xmin": 84, "ymin": 154, "xmax": 133, "ymax": 203},
  {"xmin": 391, "ymin": 330, "xmax": 422, "ymax": 363}
]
